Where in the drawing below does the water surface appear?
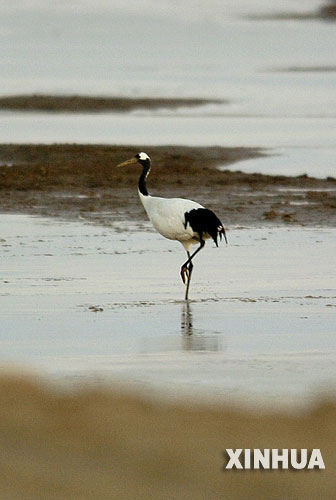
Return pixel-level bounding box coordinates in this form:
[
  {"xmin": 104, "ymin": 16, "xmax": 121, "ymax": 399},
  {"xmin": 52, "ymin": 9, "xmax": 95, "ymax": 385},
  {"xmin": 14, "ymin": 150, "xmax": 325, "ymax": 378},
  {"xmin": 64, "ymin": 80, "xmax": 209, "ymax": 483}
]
[{"xmin": 1, "ymin": 214, "xmax": 335, "ymax": 406}]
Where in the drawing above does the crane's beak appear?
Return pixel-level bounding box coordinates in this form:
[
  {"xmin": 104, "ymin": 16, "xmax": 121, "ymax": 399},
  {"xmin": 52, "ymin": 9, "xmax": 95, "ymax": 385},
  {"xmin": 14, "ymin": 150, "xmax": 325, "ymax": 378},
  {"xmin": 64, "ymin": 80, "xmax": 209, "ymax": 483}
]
[{"xmin": 116, "ymin": 157, "xmax": 138, "ymax": 168}]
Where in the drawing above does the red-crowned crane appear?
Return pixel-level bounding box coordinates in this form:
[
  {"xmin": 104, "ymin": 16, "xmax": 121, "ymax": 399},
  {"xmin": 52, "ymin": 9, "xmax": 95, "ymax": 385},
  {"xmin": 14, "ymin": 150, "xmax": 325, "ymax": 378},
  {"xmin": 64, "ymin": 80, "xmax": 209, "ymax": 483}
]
[{"xmin": 117, "ymin": 152, "xmax": 227, "ymax": 300}]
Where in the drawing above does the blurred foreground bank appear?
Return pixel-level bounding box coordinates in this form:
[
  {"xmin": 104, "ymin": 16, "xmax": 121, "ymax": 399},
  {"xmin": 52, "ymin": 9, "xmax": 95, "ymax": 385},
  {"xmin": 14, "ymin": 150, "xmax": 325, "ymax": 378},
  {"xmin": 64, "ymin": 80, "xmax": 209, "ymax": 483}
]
[{"xmin": 0, "ymin": 374, "xmax": 334, "ymax": 500}]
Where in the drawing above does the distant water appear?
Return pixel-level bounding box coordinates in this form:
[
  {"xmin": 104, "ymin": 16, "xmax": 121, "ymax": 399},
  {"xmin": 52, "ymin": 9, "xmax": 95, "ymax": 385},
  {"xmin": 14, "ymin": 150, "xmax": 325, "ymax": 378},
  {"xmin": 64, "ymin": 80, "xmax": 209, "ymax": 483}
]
[{"xmin": 0, "ymin": 0, "xmax": 335, "ymax": 178}]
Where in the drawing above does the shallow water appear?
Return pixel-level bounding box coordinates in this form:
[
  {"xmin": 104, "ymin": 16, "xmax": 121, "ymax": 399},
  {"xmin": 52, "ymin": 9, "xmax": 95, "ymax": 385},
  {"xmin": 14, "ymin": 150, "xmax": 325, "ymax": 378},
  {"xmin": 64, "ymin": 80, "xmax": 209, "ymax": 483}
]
[
  {"xmin": 1, "ymin": 214, "xmax": 335, "ymax": 406},
  {"xmin": 0, "ymin": 1, "xmax": 335, "ymax": 178}
]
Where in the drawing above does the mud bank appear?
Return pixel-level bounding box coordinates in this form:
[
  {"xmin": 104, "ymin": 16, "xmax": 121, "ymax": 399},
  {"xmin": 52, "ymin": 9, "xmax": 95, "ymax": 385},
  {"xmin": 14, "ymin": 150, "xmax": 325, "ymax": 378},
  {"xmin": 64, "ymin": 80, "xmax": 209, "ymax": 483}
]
[
  {"xmin": 0, "ymin": 144, "xmax": 335, "ymax": 227},
  {"xmin": 274, "ymin": 66, "xmax": 336, "ymax": 73},
  {"xmin": 0, "ymin": 95, "xmax": 224, "ymax": 113},
  {"xmin": 247, "ymin": 0, "xmax": 336, "ymax": 21}
]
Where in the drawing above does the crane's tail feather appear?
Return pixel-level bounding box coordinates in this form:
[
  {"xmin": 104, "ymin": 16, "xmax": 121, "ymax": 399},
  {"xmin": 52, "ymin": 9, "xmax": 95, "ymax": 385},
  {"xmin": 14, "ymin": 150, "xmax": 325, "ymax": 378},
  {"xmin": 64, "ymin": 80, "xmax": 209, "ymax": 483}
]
[
  {"xmin": 184, "ymin": 208, "xmax": 228, "ymax": 246},
  {"xmin": 217, "ymin": 224, "xmax": 228, "ymax": 245}
]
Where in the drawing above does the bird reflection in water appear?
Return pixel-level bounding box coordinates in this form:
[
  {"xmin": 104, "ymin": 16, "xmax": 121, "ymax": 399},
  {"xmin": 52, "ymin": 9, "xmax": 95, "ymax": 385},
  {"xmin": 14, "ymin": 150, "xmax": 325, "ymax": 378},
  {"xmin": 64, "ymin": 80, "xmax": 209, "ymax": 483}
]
[
  {"xmin": 181, "ymin": 300, "xmax": 193, "ymax": 336},
  {"xmin": 181, "ymin": 302, "xmax": 221, "ymax": 352}
]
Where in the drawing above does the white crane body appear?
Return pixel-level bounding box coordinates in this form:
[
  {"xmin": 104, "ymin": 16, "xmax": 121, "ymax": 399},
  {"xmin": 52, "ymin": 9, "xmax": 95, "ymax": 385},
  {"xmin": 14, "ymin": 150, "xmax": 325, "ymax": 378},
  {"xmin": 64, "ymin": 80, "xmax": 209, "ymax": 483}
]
[{"xmin": 138, "ymin": 191, "xmax": 205, "ymax": 250}]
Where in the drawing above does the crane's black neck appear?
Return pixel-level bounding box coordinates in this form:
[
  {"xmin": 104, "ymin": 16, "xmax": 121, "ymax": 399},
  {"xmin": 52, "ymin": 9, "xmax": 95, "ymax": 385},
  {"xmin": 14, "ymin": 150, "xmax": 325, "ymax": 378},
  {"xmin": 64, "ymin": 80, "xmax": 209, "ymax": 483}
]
[{"xmin": 138, "ymin": 160, "xmax": 151, "ymax": 196}]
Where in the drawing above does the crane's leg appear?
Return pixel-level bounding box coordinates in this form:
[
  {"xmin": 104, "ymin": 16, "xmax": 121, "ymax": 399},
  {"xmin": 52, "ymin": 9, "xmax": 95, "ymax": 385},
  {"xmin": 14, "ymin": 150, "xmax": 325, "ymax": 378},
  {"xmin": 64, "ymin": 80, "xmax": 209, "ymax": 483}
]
[
  {"xmin": 184, "ymin": 252, "xmax": 193, "ymax": 301},
  {"xmin": 180, "ymin": 240, "xmax": 205, "ymax": 300}
]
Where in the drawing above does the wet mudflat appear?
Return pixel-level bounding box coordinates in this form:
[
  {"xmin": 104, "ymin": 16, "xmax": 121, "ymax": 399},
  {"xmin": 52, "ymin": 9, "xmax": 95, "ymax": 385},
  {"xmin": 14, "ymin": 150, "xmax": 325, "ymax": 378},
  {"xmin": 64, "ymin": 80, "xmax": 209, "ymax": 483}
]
[
  {"xmin": 1, "ymin": 144, "xmax": 336, "ymax": 228},
  {"xmin": 1, "ymin": 213, "xmax": 335, "ymax": 407}
]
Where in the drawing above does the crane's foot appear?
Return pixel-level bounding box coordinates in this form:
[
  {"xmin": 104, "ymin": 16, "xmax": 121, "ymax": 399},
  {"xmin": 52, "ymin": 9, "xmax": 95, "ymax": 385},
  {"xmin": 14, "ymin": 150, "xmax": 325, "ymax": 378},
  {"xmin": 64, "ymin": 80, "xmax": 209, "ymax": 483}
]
[
  {"xmin": 180, "ymin": 264, "xmax": 189, "ymax": 284},
  {"xmin": 180, "ymin": 261, "xmax": 193, "ymax": 285}
]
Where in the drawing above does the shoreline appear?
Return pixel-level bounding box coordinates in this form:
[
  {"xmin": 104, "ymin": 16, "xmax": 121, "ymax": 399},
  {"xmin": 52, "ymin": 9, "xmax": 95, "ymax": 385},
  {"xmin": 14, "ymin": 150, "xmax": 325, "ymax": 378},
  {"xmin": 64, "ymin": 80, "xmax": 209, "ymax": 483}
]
[{"xmin": 0, "ymin": 144, "xmax": 335, "ymax": 228}]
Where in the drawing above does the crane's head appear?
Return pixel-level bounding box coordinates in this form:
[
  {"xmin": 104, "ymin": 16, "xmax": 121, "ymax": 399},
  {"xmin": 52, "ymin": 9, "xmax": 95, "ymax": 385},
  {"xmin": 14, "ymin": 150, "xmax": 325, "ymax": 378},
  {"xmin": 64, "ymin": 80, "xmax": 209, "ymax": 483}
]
[{"xmin": 117, "ymin": 152, "xmax": 151, "ymax": 168}]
